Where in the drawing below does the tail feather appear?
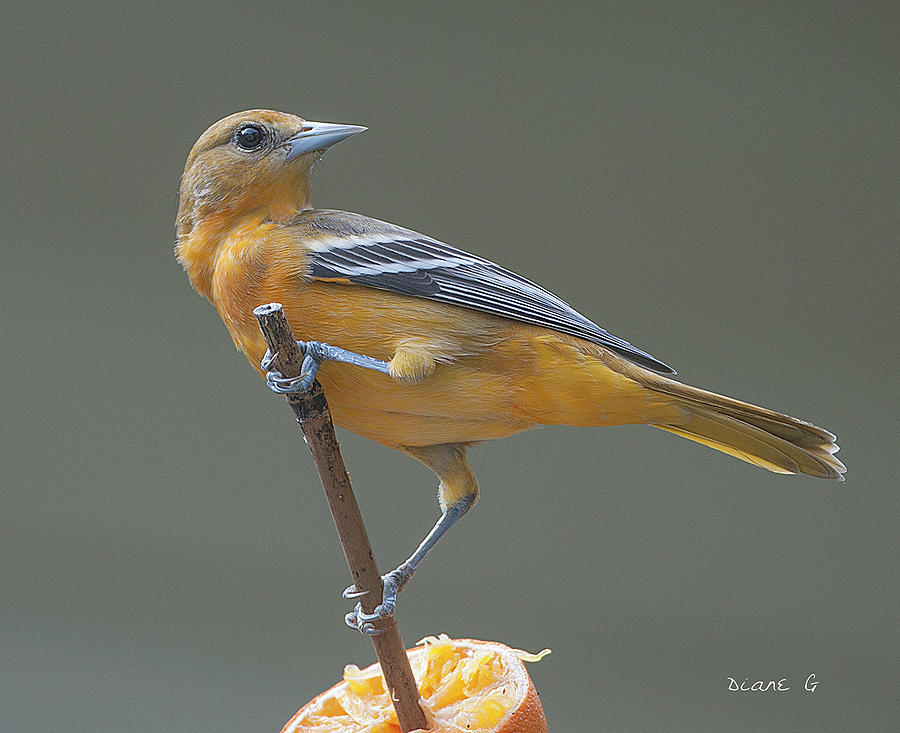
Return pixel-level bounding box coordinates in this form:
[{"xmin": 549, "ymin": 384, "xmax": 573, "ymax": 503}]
[{"xmin": 639, "ymin": 375, "xmax": 845, "ymax": 480}]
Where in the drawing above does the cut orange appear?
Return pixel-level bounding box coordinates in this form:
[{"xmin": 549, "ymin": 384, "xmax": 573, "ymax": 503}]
[{"xmin": 280, "ymin": 635, "xmax": 550, "ymax": 733}]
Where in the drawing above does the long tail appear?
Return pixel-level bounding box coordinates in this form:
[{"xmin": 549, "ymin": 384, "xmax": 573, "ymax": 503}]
[{"xmin": 637, "ymin": 373, "xmax": 845, "ymax": 480}]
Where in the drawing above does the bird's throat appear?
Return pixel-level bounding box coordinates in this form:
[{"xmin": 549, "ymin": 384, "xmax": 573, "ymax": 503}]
[{"xmin": 176, "ymin": 175, "xmax": 311, "ymax": 301}]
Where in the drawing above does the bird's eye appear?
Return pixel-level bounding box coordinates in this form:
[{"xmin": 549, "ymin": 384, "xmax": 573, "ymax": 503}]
[{"xmin": 234, "ymin": 124, "xmax": 266, "ymax": 151}]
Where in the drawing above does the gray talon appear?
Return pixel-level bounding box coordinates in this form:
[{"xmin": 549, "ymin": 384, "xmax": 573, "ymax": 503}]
[
  {"xmin": 265, "ymin": 369, "xmax": 310, "ymax": 394},
  {"xmin": 343, "ymin": 584, "xmax": 369, "ymax": 600},
  {"xmin": 260, "ymin": 348, "xmax": 278, "ymax": 372},
  {"xmin": 344, "ymin": 604, "xmax": 385, "ymax": 635}
]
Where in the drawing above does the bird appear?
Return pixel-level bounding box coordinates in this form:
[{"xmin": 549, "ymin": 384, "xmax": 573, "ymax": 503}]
[{"xmin": 176, "ymin": 109, "xmax": 845, "ymax": 634}]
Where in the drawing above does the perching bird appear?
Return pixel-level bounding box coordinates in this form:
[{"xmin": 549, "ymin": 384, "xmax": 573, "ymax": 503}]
[{"xmin": 176, "ymin": 109, "xmax": 845, "ymax": 634}]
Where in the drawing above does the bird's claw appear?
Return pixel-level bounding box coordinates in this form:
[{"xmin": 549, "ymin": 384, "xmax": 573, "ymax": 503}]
[
  {"xmin": 265, "ymin": 369, "xmax": 315, "ymax": 394},
  {"xmin": 342, "ymin": 585, "xmax": 370, "ymax": 600},
  {"xmin": 344, "ymin": 598, "xmax": 393, "ymax": 635},
  {"xmin": 263, "ymin": 341, "xmax": 324, "ymax": 394},
  {"xmin": 343, "ymin": 565, "xmax": 414, "ymax": 635},
  {"xmin": 260, "ymin": 348, "xmax": 278, "ymax": 372},
  {"xmin": 344, "ymin": 610, "xmax": 380, "ymax": 636}
]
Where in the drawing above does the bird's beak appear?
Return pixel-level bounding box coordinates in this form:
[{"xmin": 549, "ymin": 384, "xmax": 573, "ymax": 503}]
[{"xmin": 284, "ymin": 121, "xmax": 367, "ymax": 161}]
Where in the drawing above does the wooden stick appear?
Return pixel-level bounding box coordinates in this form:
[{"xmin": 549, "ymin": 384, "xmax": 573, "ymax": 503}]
[{"xmin": 253, "ymin": 303, "xmax": 428, "ymax": 733}]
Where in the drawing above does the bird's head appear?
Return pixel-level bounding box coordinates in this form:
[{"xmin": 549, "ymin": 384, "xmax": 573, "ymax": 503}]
[{"xmin": 176, "ymin": 109, "xmax": 366, "ymax": 239}]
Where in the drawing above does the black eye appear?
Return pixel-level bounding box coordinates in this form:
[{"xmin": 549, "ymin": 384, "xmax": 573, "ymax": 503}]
[{"xmin": 234, "ymin": 124, "xmax": 266, "ymax": 151}]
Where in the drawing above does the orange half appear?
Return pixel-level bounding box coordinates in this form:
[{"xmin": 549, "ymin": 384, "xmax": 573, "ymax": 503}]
[{"xmin": 281, "ymin": 635, "xmax": 550, "ymax": 732}]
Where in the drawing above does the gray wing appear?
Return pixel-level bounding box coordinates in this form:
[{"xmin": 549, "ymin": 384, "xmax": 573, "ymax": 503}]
[{"xmin": 298, "ymin": 210, "xmax": 675, "ymax": 374}]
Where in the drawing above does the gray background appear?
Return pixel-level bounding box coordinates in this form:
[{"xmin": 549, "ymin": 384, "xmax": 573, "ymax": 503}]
[{"xmin": 3, "ymin": 2, "xmax": 898, "ymax": 731}]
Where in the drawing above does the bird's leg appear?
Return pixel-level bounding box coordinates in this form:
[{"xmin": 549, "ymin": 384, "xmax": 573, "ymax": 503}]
[
  {"xmin": 262, "ymin": 341, "xmax": 391, "ymax": 394},
  {"xmin": 344, "ymin": 443, "xmax": 479, "ymax": 635},
  {"xmin": 344, "ymin": 494, "xmax": 475, "ymax": 635}
]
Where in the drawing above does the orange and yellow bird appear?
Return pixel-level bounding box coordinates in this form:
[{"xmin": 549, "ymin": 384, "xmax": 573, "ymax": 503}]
[{"xmin": 176, "ymin": 109, "xmax": 844, "ymax": 634}]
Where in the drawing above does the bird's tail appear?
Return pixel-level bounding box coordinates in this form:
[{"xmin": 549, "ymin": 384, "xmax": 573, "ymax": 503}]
[{"xmin": 637, "ymin": 373, "xmax": 845, "ymax": 480}]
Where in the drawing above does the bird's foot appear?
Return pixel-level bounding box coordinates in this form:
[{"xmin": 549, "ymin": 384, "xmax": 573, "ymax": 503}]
[
  {"xmin": 262, "ymin": 341, "xmax": 391, "ymax": 394},
  {"xmin": 262, "ymin": 341, "xmax": 328, "ymax": 394},
  {"xmin": 342, "ymin": 563, "xmax": 415, "ymax": 635}
]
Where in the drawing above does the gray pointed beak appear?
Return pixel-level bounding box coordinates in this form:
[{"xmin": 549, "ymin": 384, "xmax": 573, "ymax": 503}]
[{"xmin": 284, "ymin": 121, "xmax": 367, "ymax": 161}]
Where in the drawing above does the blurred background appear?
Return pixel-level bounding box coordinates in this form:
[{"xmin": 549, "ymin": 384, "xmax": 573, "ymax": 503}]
[{"xmin": 3, "ymin": 2, "xmax": 898, "ymax": 731}]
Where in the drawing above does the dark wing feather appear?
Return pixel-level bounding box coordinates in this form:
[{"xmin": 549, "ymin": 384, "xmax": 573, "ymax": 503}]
[{"xmin": 300, "ymin": 210, "xmax": 675, "ymax": 374}]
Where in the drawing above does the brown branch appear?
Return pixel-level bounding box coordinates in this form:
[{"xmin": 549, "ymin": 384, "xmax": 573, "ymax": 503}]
[{"xmin": 253, "ymin": 303, "xmax": 428, "ymax": 733}]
